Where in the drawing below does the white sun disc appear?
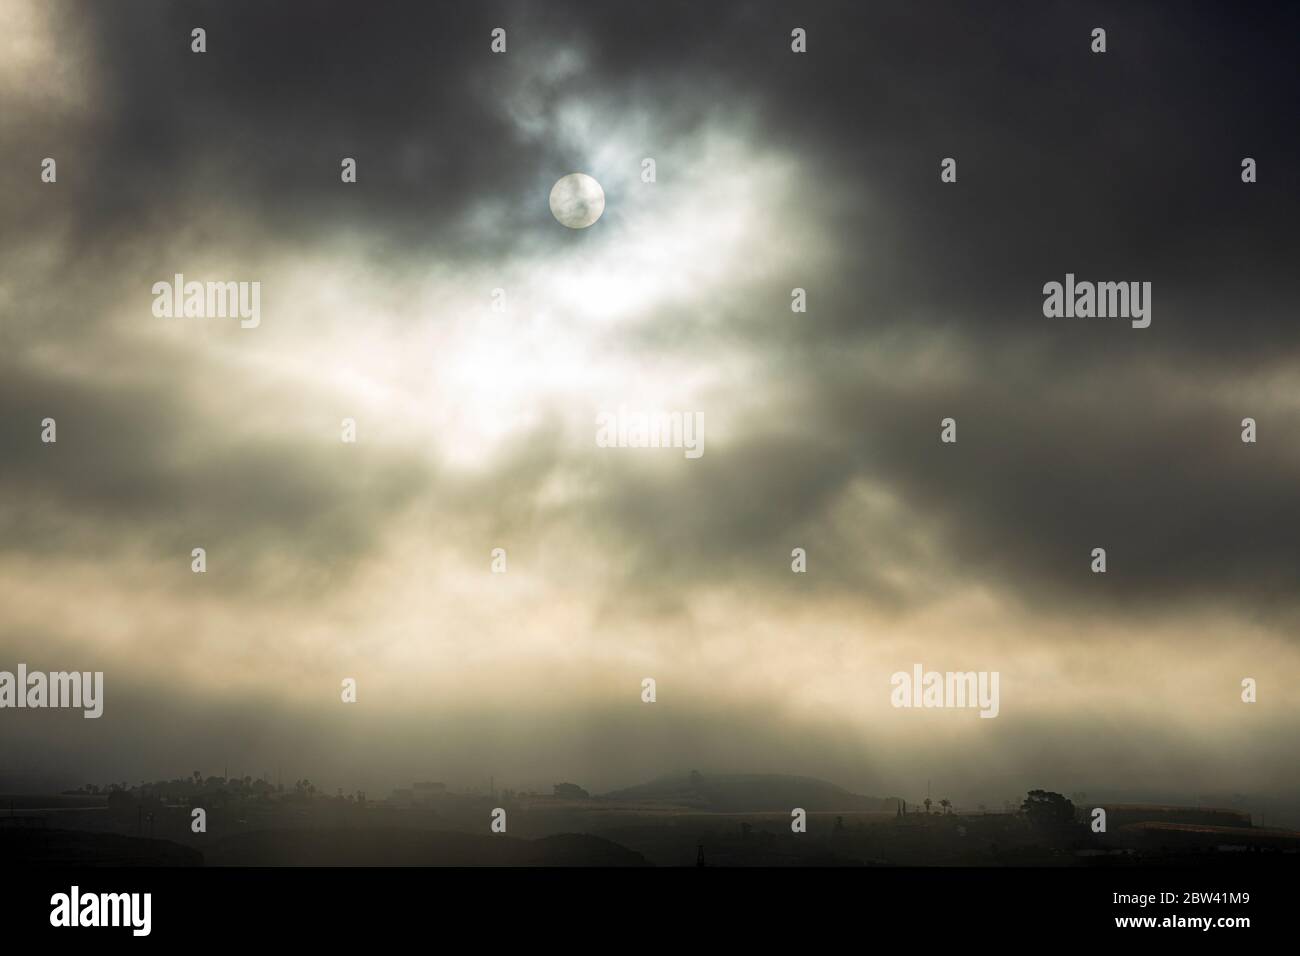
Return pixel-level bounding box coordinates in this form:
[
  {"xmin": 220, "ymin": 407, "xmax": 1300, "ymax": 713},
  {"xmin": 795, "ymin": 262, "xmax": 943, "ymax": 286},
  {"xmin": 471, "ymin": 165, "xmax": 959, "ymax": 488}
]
[{"xmin": 549, "ymin": 173, "xmax": 605, "ymax": 229}]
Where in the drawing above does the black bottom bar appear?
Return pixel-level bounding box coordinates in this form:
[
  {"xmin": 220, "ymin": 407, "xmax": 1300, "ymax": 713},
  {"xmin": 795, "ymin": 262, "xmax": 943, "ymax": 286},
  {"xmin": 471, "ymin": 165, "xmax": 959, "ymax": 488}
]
[{"xmin": 1, "ymin": 863, "xmax": 1287, "ymax": 941}]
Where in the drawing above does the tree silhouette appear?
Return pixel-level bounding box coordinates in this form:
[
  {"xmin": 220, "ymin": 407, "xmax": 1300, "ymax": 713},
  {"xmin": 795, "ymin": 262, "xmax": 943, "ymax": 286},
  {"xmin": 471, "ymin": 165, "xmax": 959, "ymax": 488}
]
[
  {"xmin": 940, "ymin": 798, "xmax": 952, "ymax": 815},
  {"xmin": 923, "ymin": 797, "xmax": 932, "ymax": 815},
  {"xmin": 1021, "ymin": 789, "xmax": 1076, "ymax": 826}
]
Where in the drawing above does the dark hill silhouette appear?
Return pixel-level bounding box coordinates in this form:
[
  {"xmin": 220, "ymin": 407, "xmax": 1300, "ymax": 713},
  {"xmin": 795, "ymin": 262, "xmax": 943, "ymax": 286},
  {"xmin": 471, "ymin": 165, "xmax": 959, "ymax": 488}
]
[
  {"xmin": 203, "ymin": 827, "xmax": 649, "ymax": 866},
  {"xmin": 600, "ymin": 772, "xmax": 889, "ymax": 812}
]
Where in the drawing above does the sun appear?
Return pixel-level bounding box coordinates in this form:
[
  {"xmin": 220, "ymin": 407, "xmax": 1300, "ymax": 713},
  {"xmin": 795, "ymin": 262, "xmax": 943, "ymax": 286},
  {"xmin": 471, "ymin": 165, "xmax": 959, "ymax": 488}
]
[{"xmin": 549, "ymin": 173, "xmax": 606, "ymax": 228}]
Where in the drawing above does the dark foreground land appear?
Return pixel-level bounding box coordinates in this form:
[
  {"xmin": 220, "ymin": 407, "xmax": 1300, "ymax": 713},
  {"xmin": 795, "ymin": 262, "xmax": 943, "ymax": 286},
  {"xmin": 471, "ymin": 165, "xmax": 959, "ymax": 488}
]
[{"xmin": 4, "ymin": 773, "xmax": 1299, "ymax": 867}]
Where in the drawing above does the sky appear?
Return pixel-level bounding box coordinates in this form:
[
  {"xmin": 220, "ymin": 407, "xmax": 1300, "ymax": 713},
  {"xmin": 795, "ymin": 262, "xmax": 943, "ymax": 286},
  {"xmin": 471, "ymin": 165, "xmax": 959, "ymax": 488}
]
[{"xmin": 1, "ymin": 0, "xmax": 1298, "ymax": 808}]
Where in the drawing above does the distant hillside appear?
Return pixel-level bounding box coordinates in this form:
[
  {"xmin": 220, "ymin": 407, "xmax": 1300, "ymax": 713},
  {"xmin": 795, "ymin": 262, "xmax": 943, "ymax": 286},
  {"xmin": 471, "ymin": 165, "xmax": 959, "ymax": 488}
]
[
  {"xmin": 600, "ymin": 773, "xmax": 891, "ymax": 812},
  {"xmin": 0, "ymin": 828, "xmax": 202, "ymax": 866},
  {"xmin": 204, "ymin": 827, "xmax": 650, "ymax": 866}
]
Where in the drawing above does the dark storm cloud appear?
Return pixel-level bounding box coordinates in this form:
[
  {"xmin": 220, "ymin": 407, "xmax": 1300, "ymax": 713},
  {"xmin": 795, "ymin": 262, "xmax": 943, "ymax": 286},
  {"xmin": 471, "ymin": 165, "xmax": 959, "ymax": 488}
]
[
  {"xmin": 735, "ymin": 0, "xmax": 1300, "ymax": 361},
  {"xmin": 565, "ymin": 338, "xmax": 1300, "ymax": 624},
  {"xmin": 21, "ymin": 0, "xmax": 743, "ymax": 260},
  {"xmin": 4, "ymin": 0, "xmax": 1297, "ymax": 621},
  {"xmin": 505, "ymin": 0, "xmax": 1300, "ymax": 621},
  {"xmin": 17, "ymin": 0, "xmax": 1296, "ymax": 345},
  {"xmin": 833, "ymin": 354, "xmax": 1300, "ymax": 619},
  {"xmin": 0, "ymin": 354, "xmax": 432, "ymax": 586}
]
